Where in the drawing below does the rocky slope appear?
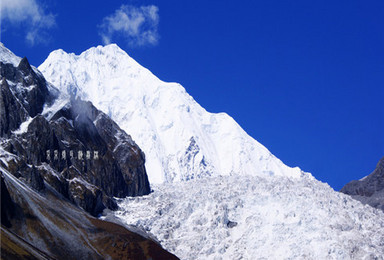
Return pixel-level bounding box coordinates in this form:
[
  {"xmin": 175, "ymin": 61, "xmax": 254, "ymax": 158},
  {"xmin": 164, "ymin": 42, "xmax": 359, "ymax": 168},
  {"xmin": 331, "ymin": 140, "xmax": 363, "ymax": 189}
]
[
  {"xmin": 1, "ymin": 44, "xmax": 175, "ymax": 259},
  {"xmin": 341, "ymin": 156, "xmax": 384, "ymax": 211},
  {"xmin": 1, "ymin": 163, "xmax": 177, "ymax": 260}
]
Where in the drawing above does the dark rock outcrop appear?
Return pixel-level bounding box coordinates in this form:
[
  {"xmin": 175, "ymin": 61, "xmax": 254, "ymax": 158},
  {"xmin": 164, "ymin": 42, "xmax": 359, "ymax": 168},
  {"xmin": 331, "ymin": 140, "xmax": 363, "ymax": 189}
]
[
  {"xmin": 341, "ymin": 156, "xmax": 384, "ymax": 211},
  {"xmin": 3, "ymin": 98, "xmax": 150, "ymax": 216},
  {"xmin": 1, "ymin": 49, "xmax": 150, "ymax": 217},
  {"xmin": 1, "ymin": 175, "xmax": 16, "ymax": 228},
  {"xmin": 29, "ymin": 165, "xmax": 45, "ymax": 191},
  {"xmin": 0, "ymin": 78, "xmax": 29, "ymax": 137},
  {"xmin": 0, "ymin": 57, "xmax": 56, "ymax": 137}
]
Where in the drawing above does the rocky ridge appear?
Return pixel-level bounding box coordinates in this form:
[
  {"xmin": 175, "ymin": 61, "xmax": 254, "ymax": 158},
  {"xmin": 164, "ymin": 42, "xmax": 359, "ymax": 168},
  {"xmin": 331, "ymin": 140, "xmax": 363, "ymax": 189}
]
[{"xmin": 341, "ymin": 156, "xmax": 384, "ymax": 211}]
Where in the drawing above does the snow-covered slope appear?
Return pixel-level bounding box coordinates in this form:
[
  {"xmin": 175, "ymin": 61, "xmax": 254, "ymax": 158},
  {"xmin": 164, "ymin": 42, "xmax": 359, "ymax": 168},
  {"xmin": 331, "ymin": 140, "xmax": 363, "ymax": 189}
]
[
  {"xmin": 104, "ymin": 174, "xmax": 384, "ymax": 259},
  {"xmin": 0, "ymin": 43, "xmax": 21, "ymax": 67},
  {"xmin": 39, "ymin": 44, "xmax": 301, "ymax": 184}
]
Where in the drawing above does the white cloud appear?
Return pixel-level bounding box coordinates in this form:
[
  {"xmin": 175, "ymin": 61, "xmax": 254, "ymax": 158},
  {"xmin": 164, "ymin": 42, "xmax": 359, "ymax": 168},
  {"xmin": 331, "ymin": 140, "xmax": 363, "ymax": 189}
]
[
  {"xmin": 0, "ymin": 0, "xmax": 55, "ymax": 45},
  {"xmin": 99, "ymin": 4, "xmax": 159, "ymax": 47}
]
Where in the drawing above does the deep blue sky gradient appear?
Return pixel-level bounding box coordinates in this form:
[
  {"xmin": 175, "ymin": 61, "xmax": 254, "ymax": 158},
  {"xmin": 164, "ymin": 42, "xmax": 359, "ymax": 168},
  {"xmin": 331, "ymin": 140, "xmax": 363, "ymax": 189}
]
[{"xmin": 2, "ymin": 0, "xmax": 383, "ymax": 190}]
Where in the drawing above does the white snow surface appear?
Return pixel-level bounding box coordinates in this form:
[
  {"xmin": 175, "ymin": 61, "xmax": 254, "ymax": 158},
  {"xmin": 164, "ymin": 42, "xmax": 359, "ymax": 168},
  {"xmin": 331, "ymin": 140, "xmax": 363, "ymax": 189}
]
[
  {"xmin": 12, "ymin": 116, "xmax": 33, "ymax": 135},
  {"xmin": 0, "ymin": 42, "xmax": 21, "ymax": 67},
  {"xmin": 105, "ymin": 174, "xmax": 384, "ymax": 260},
  {"xmin": 39, "ymin": 44, "xmax": 302, "ymax": 184}
]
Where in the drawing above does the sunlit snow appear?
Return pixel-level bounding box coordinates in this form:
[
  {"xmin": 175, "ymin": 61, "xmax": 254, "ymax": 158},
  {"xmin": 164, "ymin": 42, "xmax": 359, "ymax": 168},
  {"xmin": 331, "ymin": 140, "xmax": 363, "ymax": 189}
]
[
  {"xmin": 39, "ymin": 44, "xmax": 302, "ymax": 184},
  {"xmin": 104, "ymin": 174, "xmax": 384, "ymax": 259}
]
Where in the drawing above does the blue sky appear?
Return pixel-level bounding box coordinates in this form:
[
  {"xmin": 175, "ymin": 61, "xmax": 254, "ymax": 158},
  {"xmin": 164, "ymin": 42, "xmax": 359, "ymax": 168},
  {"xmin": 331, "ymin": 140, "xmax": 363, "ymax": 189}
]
[{"xmin": 1, "ymin": 0, "xmax": 383, "ymax": 190}]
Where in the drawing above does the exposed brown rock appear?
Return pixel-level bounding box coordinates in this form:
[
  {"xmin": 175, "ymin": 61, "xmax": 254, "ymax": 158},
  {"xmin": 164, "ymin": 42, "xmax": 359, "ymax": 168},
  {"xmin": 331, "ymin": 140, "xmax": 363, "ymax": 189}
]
[{"xmin": 1, "ymin": 169, "xmax": 178, "ymax": 260}]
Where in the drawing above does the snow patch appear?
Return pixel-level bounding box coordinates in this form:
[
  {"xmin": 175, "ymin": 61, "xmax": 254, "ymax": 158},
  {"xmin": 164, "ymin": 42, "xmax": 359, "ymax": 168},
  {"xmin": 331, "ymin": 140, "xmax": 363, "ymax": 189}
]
[{"xmin": 12, "ymin": 117, "xmax": 34, "ymax": 135}]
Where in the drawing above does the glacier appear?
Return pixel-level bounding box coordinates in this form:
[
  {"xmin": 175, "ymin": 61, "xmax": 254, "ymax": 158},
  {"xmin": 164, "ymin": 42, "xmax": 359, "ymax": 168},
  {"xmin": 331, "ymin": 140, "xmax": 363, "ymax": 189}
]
[
  {"xmin": 103, "ymin": 174, "xmax": 384, "ymax": 259},
  {"xmin": 39, "ymin": 44, "xmax": 302, "ymax": 184}
]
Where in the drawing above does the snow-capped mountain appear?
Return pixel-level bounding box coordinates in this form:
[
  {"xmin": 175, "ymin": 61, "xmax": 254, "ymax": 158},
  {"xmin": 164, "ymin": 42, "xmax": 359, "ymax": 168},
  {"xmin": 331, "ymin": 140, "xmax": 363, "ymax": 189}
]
[
  {"xmin": 37, "ymin": 44, "xmax": 384, "ymax": 259},
  {"xmin": 39, "ymin": 44, "xmax": 302, "ymax": 184}
]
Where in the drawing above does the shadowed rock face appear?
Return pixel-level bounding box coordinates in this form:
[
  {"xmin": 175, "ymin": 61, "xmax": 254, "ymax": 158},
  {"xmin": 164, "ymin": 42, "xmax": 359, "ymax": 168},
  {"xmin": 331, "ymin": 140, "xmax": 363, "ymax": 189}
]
[
  {"xmin": 3, "ymin": 98, "xmax": 150, "ymax": 216},
  {"xmin": 1, "ymin": 53, "xmax": 150, "ymax": 217},
  {"xmin": 1, "ymin": 175, "xmax": 16, "ymax": 228},
  {"xmin": 0, "ymin": 57, "xmax": 55, "ymax": 137},
  {"xmin": 341, "ymin": 157, "xmax": 384, "ymax": 211},
  {"xmin": 0, "ymin": 78, "xmax": 29, "ymax": 138}
]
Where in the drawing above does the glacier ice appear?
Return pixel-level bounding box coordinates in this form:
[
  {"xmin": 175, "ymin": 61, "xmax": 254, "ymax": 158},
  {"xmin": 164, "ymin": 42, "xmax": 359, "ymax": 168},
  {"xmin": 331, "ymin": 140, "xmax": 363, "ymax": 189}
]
[{"xmin": 104, "ymin": 174, "xmax": 384, "ymax": 259}]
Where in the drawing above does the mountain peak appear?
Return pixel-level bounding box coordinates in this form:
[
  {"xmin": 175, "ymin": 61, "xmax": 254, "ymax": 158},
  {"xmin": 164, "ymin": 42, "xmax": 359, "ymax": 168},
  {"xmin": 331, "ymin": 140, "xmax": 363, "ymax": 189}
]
[
  {"xmin": 46, "ymin": 44, "xmax": 130, "ymax": 63},
  {"xmin": 91, "ymin": 43, "xmax": 125, "ymax": 54},
  {"xmin": 39, "ymin": 44, "xmax": 303, "ymax": 184},
  {"xmin": 17, "ymin": 57, "xmax": 34, "ymax": 75},
  {"xmin": 79, "ymin": 44, "xmax": 135, "ymax": 65},
  {"xmin": 39, "ymin": 44, "xmax": 159, "ymax": 103}
]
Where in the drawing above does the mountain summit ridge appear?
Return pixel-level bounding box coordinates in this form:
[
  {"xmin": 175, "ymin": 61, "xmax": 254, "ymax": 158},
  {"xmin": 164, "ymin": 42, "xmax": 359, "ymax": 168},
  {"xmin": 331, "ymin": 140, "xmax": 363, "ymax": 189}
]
[{"xmin": 39, "ymin": 44, "xmax": 304, "ymax": 184}]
